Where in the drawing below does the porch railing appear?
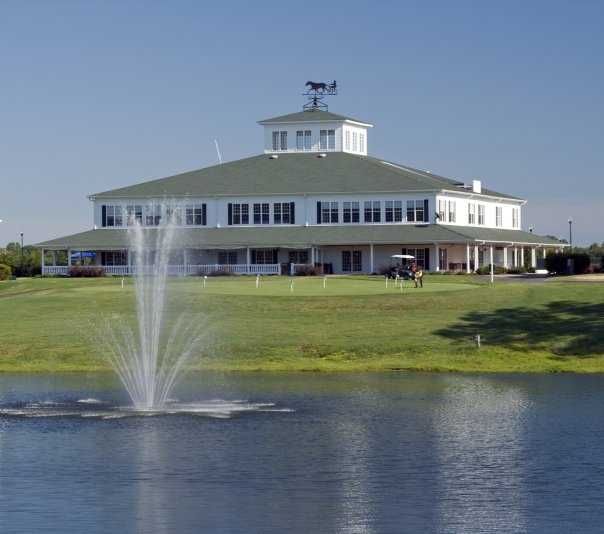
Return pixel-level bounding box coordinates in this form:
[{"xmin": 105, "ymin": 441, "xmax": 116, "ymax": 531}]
[{"xmin": 42, "ymin": 264, "xmax": 281, "ymax": 276}]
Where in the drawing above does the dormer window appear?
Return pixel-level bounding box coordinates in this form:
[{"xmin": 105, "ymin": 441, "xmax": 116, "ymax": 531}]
[
  {"xmin": 345, "ymin": 131, "xmax": 351, "ymax": 151},
  {"xmin": 352, "ymin": 132, "xmax": 358, "ymax": 152},
  {"xmin": 359, "ymin": 133, "xmax": 365, "ymax": 153},
  {"xmin": 272, "ymin": 131, "xmax": 288, "ymax": 151},
  {"xmin": 320, "ymin": 129, "xmax": 335, "ymax": 150}
]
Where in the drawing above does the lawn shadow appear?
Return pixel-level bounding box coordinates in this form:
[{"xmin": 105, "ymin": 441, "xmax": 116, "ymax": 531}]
[{"xmin": 436, "ymin": 300, "xmax": 604, "ymax": 357}]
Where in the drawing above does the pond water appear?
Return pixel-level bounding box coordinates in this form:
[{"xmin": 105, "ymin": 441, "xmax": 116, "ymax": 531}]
[{"xmin": 0, "ymin": 372, "xmax": 603, "ymax": 533}]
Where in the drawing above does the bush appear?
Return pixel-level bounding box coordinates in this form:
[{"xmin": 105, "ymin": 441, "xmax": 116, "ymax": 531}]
[
  {"xmin": 206, "ymin": 269, "xmax": 232, "ymax": 276},
  {"xmin": 545, "ymin": 252, "xmax": 590, "ymax": 275},
  {"xmin": 476, "ymin": 265, "xmax": 507, "ymax": 275},
  {"xmin": 68, "ymin": 266, "xmax": 105, "ymax": 277},
  {"xmin": 0, "ymin": 264, "xmax": 11, "ymax": 280},
  {"xmin": 295, "ymin": 265, "xmax": 319, "ymax": 276},
  {"xmin": 506, "ymin": 267, "xmax": 527, "ymax": 274}
]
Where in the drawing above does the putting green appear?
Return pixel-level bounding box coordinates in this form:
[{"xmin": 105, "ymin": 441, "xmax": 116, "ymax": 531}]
[{"xmin": 162, "ymin": 275, "xmax": 479, "ymax": 297}]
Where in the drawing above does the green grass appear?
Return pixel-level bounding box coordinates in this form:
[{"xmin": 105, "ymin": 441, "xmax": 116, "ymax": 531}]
[{"xmin": 1, "ymin": 274, "xmax": 603, "ymax": 373}]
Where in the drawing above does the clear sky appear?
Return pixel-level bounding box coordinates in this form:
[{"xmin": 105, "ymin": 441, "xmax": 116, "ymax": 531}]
[{"xmin": 1, "ymin": 1, "xmax": 602, "ymax": 245}]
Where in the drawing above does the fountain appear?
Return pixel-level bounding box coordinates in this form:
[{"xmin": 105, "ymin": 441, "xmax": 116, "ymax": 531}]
[{"xmin": 102, "ymin": 213, "xmax": 204, "ymax": 410}]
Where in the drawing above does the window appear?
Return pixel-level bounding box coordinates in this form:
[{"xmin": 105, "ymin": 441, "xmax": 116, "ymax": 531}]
[
  {"xmin": 144, "ymin": 205, "xmax": 161, "ymax": 226},
  {"xmin": 352, "ymin": 132, "xmax": 358, "ymax": 152},
  {"xmin": 468, "ymin": 203, "xmax": 476, "ymax": 224},
  {"xmin": 407, "ymin": 200, "xmax": 426, "ymax": 223},
  {"xmin": 496, "ymin": 206, "xmax": 503, "ymax": 227},
  {"xmin": 345, "ymin": 130, "xmax": 351, "ymax": 150},
  {"xmin": 126, "ymin": 205, "xmax": 142, "ymax": 225},
  {"xmin": 304, "ymin": 130, "xmax": 311, "ymax": 150},
  {"xmin": 218, "ymin": 251, "xmax": 237, "ymax": 265},
  {"xmin": 342, "ymin": 250, "xmax": 362, "ymax": 272},
  {"xmin": 104, "ymin": 205, "xmax": 123, "ymax": 227},
  {"xmin": 478, "ymin": 204, "xmax": 485, "ymax": 225},
  {"xmin": 328, "ymin": 129, "xmax": 335, "ymax": 150},
  {"xmin": 319, "ymin": 201, "xmax": 339, "ymax": 223},
  {"xmin": 296, "ymin": 129, "xmax": 312, "ymax": 151},
  {"xmin": 359, "ymin": 133, "xmax": 365, "ymax": 153},
  {"xmin": 512, "ymin": 207, "xmax": 519, "ymax": 228},
  {"xmin": 252, "ymin": 249, "xmax": 276, "ymax": 264},
  {"xmin": 273, "ymin": 202, "xmax": 294, "ymax": 224},
  {"xmin": 438, "ymin": 248, "xmax": 448, "ymax": 271},
  {"xmin": 402, "ymin": 247, "xmax": 427, "ymax": 269},
  {"xmin": 448, "ymin": 200, "xmax": 456, "ymax": 223},
  {"xmin": 364, "ymin": 201, "xmax": 381, "ymax": 223},
  {"xmin": 438, "ymin": 200, "xmax": 446, "ymax": 222},
  {"xmin": 272, "ymin": 131, "xmax": 287, "ymax": 151},
  {"xmin": 186, "ymin": 204, "xmax": 206, "ymax": 226},
  {"xmin": 101, "ymin": 250, "xmax": 127, "ymax": 266},
  {"xmin": 166, "ymin": 206, "xmax": 183, "ymax": 225},
  {"xmin": 253, "ymin": 203, "xmax": 270, "ymax": 224},
  {"xmin": 343, "ymin": 201, "xmax": 360, "ymax": 223},
  {"xmin": 231, "ymin": 203, "xmax": 249, "ymax": 225},
  {"xmin": 385, "ymin": 200, "xmax": 403, "ymax": 222},
  {"xmin": 288, "ymin": 250, "xmax": 309, "ymax": 264}
]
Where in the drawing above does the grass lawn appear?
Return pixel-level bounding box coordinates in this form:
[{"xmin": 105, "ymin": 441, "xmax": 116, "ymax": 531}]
[{"xmin": 0, "ymin": 274, "xmax": 603, "ymax": 373}]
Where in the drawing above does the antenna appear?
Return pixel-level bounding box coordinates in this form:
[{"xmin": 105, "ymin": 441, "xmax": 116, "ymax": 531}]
[{"xmin": 214, "ymin": 139, "xmax": 223, "ymax": 164}]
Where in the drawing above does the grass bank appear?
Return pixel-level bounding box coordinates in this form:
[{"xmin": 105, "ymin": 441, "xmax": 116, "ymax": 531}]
[{"xmin": 0, "ymin": 275, "xmax": 603, "ymax": 373}]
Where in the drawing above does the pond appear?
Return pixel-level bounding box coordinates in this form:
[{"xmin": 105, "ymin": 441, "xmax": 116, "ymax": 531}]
[{"xmin": 0, "ymin": 372, "xmax": 602, "ymax": 533}]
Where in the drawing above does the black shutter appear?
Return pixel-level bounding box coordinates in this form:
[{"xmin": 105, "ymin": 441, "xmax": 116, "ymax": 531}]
[
  {"xmin": 273, "ymin": 249, "xmax": 279, "ymax": 264},
  {"xmin": 424, "ymin": 199, "xmax": 430, "ymax": 222},
  {"xmin": 101, "ymin": 205, "xmax": 107, "ymax": 227},
  {"xmin": 424, "ymin": 248, "xmax": 430, "ymax": 271},
  {"xmin": 290, "ymin": 202, "xmax": 295, "ymax": 224},
  {"xmin": 202, "ymin": 204, "xmax": 207, "ymax": 226},
  {"xmin": 316, "ymin": 202, "xmax": 322, "ymax": 224},
  {"xmin": 251, "ymin": 250, "xmax": 257, "ymax": 264},
  {"xmin": 228, "ymin": 203, "xmax": 233, "ymax": 226}
]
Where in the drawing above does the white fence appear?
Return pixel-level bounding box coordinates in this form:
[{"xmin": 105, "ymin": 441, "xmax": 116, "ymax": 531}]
[{"xmin": 42, "ymin": 264, "xmax": 281, "ymax": 276}]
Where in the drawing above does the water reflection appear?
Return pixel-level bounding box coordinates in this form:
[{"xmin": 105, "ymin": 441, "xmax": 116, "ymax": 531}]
[{"xmin": 433, "ymin": 377, "xmax": 530, "ymax": 533}]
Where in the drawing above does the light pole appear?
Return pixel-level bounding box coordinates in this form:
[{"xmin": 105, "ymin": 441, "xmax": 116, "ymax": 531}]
[{"xmin": 568, "ymin": 217, "xmax": 573, "ymax": 251}]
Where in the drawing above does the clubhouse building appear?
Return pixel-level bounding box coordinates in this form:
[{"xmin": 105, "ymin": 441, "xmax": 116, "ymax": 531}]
[{"xmin": 36, "ymin": 104, "xmax": 564, "ymax": 275}]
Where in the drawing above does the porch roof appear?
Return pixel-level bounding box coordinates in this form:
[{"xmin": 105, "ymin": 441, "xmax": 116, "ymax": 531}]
[{"xmin": 34, "ymin": 225, "xmax": 565, "ymax": 250}]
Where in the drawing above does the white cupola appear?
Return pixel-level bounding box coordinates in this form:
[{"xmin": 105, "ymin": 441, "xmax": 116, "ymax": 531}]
[{"xmin": 258, "ymin": 110, "xmax": 373, "ymax": 156}]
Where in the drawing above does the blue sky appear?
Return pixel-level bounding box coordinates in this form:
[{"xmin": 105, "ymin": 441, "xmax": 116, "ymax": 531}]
[{"xmin": 1, "ymin": 1, "xmax": 602, "ymax": 245}]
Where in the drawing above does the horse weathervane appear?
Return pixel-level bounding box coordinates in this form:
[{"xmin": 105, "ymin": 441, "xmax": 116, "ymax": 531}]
[{"xmin": 303, "ymin": 80, "xmax": 337, "ymax": 111}]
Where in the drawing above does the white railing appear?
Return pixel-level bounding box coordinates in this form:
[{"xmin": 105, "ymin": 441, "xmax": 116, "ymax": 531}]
[{"xmin": 42, "ymin": 264, "xmax": 281, "ymax": 276}]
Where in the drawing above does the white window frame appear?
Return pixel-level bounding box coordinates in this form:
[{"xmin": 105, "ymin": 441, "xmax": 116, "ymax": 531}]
[{"xmin": 496, "ymin": 206, "xmax": 503, "ymax": 227}]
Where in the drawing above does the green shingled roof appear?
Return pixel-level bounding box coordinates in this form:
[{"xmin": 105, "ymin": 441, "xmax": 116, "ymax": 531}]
[
  {"xmin": 35, "ymin": 225, "xmax": 563, "ymax": 249},
  {"xmin": 258, "ymin": 110, "xmax": 371, "ymax": 125},
  {"xmin": 91, "ymin": 152, "xmax": 521, "ymax": 200}
]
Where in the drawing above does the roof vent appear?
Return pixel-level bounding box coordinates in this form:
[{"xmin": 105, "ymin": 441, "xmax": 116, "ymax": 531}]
[
  {"xmin": 269, "ymin": 154, "xmax": 279, "ymax": 159},
  {"xmin": 472, "ymin": 179, "xmax": 482, "ymax": 194},
  {"xmin": 318, "ymin": 153, "xmax": 327, "ymax": 158}
]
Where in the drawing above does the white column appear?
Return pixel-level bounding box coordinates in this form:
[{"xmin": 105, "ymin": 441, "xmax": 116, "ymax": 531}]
[
  {"xmin": 41, "ymin": 248, "xmax": 45, "ymax": 274},
  {"xmin": 474, "ymin": 245, "xmax": 480, "ymax": 271},
  {"xmin": 514, "ymin": 247, "xmax": 518, "ymax": 267},
  {"xmin": 531, "ymin": 248, "xmax": 537, "ymax": 268},
  {"xmin": 489, "ymin": 245, "xmax": 494, "ymax": 268},
  {"xmin": 543, "ymin": 247, "xmax": 547, "ymax": 259},
  {"xmin": 503, "ymin": 247, "xmax": 508, "ymax": 269},
  {"xmin": 246, "ymin": 247, "xmax": 251, "ymax": 272},
  {"xmin": 67, "ymin": 249, "xmax": 72, "ymax": 267},
  {"xmin": 311, "ymin": 247, "xmax": 315, "ymax": 265},
  {"xmin": 183, "ymin": 248, "xmax": 188, "ymax": 275},
  {"xmin": 369, "ymin": 244, "xmax": 374, "ymax": 274},
  {"xmin": 52, "ymin": 250, "xmax": 57, "ymax": 267},
  {"xmin": 466, "ymin": 243, "xmax": 471, "ymax": 273},
  {"xmin": 434, "ymin": 244, "xmax": 440, "ymax": 272},
  {"xmin": 520, "ymin": 247, "xmax": 525, "ymax": 267}
]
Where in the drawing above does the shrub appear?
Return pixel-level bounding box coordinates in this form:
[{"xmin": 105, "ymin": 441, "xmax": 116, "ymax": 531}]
[
  {"xmin": 295, "ymin": 265, "xmax": 319, "ymax": 276},
  {"xmin": 545, "ymin": 252, "xmax": 590, "ymax": 275},
  {"xmin": 206, "ymin": 269, "xmax": 232, "ymax": 276},
  {"xmin": 377, "ymin": 265, "xmax": 392, "ymax": 276},
  {"xmin": 476, "ymin": 265, "xmax": 507, "ymax": 275},
  {"xmin": 68, "ymin": 266, "xmax": 105, "ymax": 277},
  {"xmin": 506, "ymin": 267, "xmax": 527, "ymax": 274},
  {"xmin": 0, "ymin": 264, "xmax": 11, "ymax": 281}
]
